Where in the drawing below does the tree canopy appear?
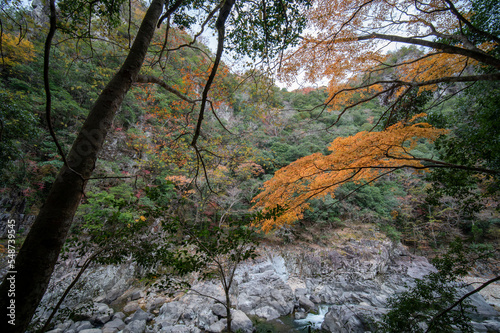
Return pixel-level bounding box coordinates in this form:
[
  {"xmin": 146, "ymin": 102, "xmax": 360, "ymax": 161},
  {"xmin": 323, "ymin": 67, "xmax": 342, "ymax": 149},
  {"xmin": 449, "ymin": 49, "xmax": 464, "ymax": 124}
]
[{"xmin": 281, "ymin": 0, "xmax": 500, "ymax": 123}]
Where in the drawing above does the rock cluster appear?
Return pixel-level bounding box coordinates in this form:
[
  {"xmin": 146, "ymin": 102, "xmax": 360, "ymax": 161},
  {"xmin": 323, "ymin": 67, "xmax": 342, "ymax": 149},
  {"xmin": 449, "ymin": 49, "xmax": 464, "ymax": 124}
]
[{"xmin": 38, "ymin": 239, "xmax": 499, "ymax": 333}]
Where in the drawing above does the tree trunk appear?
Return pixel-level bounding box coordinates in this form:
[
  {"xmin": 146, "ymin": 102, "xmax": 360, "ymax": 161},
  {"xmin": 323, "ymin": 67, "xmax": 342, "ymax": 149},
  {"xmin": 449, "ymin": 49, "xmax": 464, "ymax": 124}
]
[
  {"xmin": 226, "ymin": 291, "xmax": 232, "ymax": 333},
  {"xmin": 0, "ymin": 1, "xmax": 165, "ymax": 331}
]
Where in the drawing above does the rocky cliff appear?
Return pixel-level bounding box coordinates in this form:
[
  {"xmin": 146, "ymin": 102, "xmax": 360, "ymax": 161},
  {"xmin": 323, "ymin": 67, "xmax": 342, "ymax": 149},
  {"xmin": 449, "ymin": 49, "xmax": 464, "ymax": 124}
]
[{"xmin": 35, "ymin": 236, "xmax": 500, "ymax": 333}]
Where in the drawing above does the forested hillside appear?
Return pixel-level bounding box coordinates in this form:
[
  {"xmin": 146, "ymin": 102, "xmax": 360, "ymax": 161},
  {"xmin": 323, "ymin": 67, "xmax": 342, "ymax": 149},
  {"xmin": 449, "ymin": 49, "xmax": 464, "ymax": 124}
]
[{"xmin": 0, "ymin": 0, "xmax": 499, "ymax": 332}]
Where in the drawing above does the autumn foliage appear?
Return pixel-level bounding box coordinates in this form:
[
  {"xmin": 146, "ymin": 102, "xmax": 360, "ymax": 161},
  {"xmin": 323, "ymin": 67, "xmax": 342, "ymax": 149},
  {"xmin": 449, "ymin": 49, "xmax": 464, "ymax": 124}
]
[
  {"xmin": 280, "ymin": 0, "xmax": 499, "ymax": 115},
  {"xmin": 0, "ymin": 33, "xmax": 35, "ymax": 67},
  {"xmin": 252, "ymin": 115, "xmax": 448, "ymax": 232}
]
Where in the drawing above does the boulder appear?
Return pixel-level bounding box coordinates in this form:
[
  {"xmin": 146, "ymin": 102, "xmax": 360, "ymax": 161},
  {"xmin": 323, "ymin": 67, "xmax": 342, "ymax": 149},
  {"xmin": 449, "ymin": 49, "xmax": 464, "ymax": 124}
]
[
  {"xmin": 207, "ymin": 319, "xmax": 226, "ymax": 333},
  {"xmin": 231, "ymin": 310, "xmax": 253, "ymax": 333},
  {"xmin": 102, "ymin": 328, "xmax": 118, "ymax": 333},
  {"xmin": 321, "ymin": 305, "xmax": 365, "ymax": 333},
  {"xmin": 211, "ymin": 303, "xmax": 227, "ymax": 317},
  {"xmin": 146, "ymin": 296, "xmax": 166, "ymax": 311},
  {"xmin": 55, "ymin": 320, "xmax": 74, "ymax": 331},
  {"xmin": 298, "ymin": 295, "xmax": 316, "ymax": 312},
  {"xmin": 253, "ymin": 306, "xmax": 281, "ymax": 320},
  {"xmin": 123, "ymin": 301, "xmax": 140, "ymax": 313},
  {"xmin": 236, "ymin": 268, "xmax": 294, "ymax": 318},
  {"xmin": 160, "ymin": 324, "xmax": 200, "ymax": 333},
  {"xmin": 103, "ymin": 318, "xmax": 126, "ymax": 331},
  {"xmin": 130, "ymin": 290, "xmax": 144, "ymax": 301},
  {"xmin": 128, "ymin": 308, "xmax": 151, "ymax": 322},
  {"xmin": 112, "ymin": 312, "xmax": 126, "ymax": 320},
  {"xmin": 74, "ymin": 321, "xmax": 93, "ymax": 332},
  {"xmin": 123, "ymin": 319, "xmax": 146, "ymax": 333},
  {"xmin": 157, "ymin": 301, "xmax": 185, "ymax": 325}
]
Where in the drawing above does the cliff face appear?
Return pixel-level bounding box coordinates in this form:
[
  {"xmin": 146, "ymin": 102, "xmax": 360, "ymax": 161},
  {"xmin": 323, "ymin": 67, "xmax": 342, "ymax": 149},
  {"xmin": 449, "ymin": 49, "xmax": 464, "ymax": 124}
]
[
  {"xmin": 0, "ymin": 193, "xmax": 36, "ymax": 239},
  {"xmin": 32, "ymin": 236, "xmax": 500, "ymax": 333}
]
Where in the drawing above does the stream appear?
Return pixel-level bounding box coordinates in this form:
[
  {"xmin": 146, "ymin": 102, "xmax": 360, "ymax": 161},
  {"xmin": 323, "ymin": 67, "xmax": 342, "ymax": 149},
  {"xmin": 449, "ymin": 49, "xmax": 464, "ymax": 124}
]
[{"xmin": 254, "ymin": 305, "xmax": 330, "ymax": 332}]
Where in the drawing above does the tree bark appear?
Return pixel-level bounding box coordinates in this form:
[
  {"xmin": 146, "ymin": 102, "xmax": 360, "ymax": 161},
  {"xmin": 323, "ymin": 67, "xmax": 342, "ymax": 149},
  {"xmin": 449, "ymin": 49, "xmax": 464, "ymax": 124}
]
[{"xmin": 0, "ymin": 1, "xmax": 165, "ymax": 331}]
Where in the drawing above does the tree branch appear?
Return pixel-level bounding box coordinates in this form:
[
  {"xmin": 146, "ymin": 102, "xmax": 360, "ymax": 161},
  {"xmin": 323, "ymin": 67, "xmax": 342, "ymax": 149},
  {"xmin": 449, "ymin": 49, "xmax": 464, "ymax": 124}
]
[
  {"xmin": 191, "ymin": 0, "xmax": 235, "ymax": 147},
  {"xmin": 385, "ymin": 153, "xmax": 500, "ymax": 175},
  {"xmin": 442, "ymin": 0, "xmax": 500, "ymax": 45},
  {"xmin": 426, "ymin": 275, "xmax": 500, "ymax": 333},
  {"xmin": 157, "ymin": 0, "xmax": 185, "ymax": 28},
  {"xmin": 355, "ymin": 33, "xmax": 500, "ymax": 69},
  {"xmin": 135, "ymin": 74, "xmax": 196, "ymax": 103}
]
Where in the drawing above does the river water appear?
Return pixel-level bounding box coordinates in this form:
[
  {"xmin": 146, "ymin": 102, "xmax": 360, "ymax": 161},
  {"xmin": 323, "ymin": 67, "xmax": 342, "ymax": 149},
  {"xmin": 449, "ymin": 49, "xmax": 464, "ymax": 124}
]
[{"xmin": 254, "ymin": 305, "xmax": 330, "ymax": 333}]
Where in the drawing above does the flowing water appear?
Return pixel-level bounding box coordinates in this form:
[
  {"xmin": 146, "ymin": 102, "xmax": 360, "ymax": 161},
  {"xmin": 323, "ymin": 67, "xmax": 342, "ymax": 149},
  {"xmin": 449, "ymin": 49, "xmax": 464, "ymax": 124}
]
[
  {"xmin": 294, "ymin": 305, "xmax": 329, "ymax": 331},
  {"xmin": 254, "ymin": 305, "xmax": 330, "ymax": 333}
]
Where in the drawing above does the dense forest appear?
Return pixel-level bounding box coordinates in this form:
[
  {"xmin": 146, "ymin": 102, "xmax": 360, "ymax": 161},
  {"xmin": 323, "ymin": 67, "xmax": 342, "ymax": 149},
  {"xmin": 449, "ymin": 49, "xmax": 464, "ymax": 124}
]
[{"xmin": 0, "ymin": 0, "xmax": 499, "ymax": 332}]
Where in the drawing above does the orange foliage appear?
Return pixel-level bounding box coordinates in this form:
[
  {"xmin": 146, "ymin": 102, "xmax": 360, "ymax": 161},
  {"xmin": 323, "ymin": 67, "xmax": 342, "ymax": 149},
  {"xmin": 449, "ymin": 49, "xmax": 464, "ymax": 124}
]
[
  {"xmin": 252, "ymin": 115, "xmax": 449, "ymax": 232},
  {"xmin": 280, "ymin": 0, "xmax": 488, "ymax": 109}
]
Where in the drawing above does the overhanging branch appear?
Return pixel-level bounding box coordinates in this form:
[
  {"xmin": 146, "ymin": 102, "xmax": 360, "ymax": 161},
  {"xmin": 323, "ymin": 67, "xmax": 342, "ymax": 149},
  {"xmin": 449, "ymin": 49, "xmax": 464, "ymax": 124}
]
[
  {"xmin": 135, "ymin": 74, "xmax": 196, "ymax": 103},
  {"xmin": 426, "ymin": 275, "xmax": 500, "ymax": 333},
  {"xmin": 356, "ymin": 33, "xmax": 500, "ymax": 69}
]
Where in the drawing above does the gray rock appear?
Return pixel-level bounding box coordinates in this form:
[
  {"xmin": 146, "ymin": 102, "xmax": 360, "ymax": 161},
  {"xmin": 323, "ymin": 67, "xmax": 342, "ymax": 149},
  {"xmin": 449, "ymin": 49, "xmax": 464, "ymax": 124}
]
[
  {"xmin": 75, "ymin": 321, "xmax": 93, "ymax": 332},
  {"xmin": 483, "ymin": 320, "xmax": 500, "ymax": 332},
  {"xmin": 112, "ymin": 312, "xmax": 126, "ymax": 320},
  {"xmin": 96, "ymin": 303, "xmax": 112, "ymax": 314},
  {"xmin": 160, "ymin": 325, "xmax": 200, "ymax": 333},
  {"xmin": 124, "ymin": 319, "xmax": 146, "ymax": 333},
  {"xmin": 295, "ymin": 311, "xmax": 307, "ymax": 320},
  {"xmin": 182, "ymin": 309, "xmax": 196, "ymax": 321},
  {"xmin": 55, "ymin": 320, "xmax": 74, "ymax": 331},
  {"xmin": 465, "ymin": 289, "xmax": 500, "ymax": 319},
  {"xmin": 129, "ymin": 308, "xmax": 151, "ymax": 322},
  {"xmin": 253, "ymin": 306, "xmax": 281, "ymax": 320},
  {"xmin": 147, "ymin": 296, "xmax": 166, "ymax": 311},
  {"xmin": 45, "ymin": 329, "xmax": 63, "ymax": 333},
  {"xmin": 298, "ymin": 296, "xmax": 316, "ymax": 312},
  {"xmin": 102, "ymin": 328, "xmax": 118, "ymax": 333},
  {"xmin": 103, "ymin": 318, "xmax": 126, "ymax": 331},
  {"xmin": 93, "ymin": 314, "xmax": 111, "ymax": 325},
  {"xmin": 211, "ymin": 303, "xmax": 227, "ymax": 317},
  {"xmin": 322, "ymin": 305, "xmax": 365, "ymax": 333},
  {"xmin": 231, "ymin": 310, "xmax": 253, "ymax": 333},
  {"xmin": 471, "ymin": 322, "xmax": 488, "ymax": 332},
  {"xmin": 207, "ymin": 319, "xmax": 226, "ymax": 333},
  {"xmin": 105, "ymin": 288, "xmax": 123, "ymax": 303},
  {"xmin": 79, "ymin": 330, "xmax": 102, "ymax": 333},
  {"xmin": 130, "ymin": 290, "xmax": 144, "ymax": 301},
  {"xmin": 123, "ymin": 301, "xmax": 140, "ymax": 313},
  {"xmin": 157, "ymin": 301, "xmax": 185, "ymax": 325},
  {"xmin": 295, "ymin": 288, "xmax": 307, "ymax": 298},
  {"xmin": 196, "ymin": 307, "xmax": 218, "ymax": 329},
  {"xmin": 237, "ymin": 295, "xmax": 260, "ymax": 313},
  {"xmin": 310, "ymin": 294, "xmax": 321, "ymax": 304},
  {"xmin": 236, "ymin": 267, "xmax": 294, "ymax": 318}
]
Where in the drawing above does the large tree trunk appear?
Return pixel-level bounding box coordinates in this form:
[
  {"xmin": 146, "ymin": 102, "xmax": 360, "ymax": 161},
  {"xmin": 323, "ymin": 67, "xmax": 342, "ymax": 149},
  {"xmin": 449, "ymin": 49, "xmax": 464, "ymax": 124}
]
[{"xmin": 0, "ymin": 1, "xmax": 165, "ymax": 331}]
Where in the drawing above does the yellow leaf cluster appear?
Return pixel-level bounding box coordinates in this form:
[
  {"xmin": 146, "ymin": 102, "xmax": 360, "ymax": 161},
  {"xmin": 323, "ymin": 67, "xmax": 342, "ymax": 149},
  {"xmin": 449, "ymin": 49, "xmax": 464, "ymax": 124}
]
[
  {"xmin": 252, "ymin": 115, "xmax": 449, "ymax": 232},
  {"xmin": 0, "ymin": 33, "xmax": 35, "ymax": 66}
]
